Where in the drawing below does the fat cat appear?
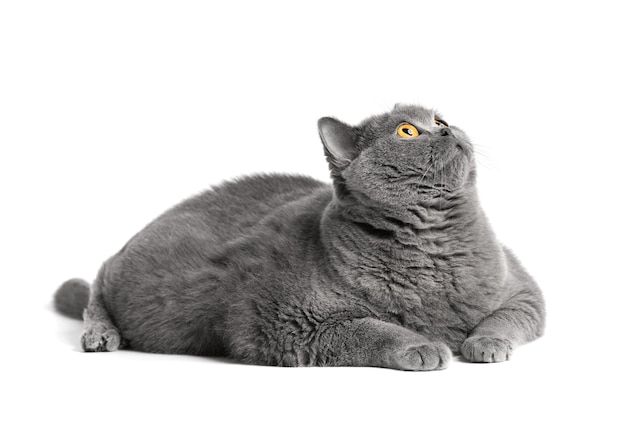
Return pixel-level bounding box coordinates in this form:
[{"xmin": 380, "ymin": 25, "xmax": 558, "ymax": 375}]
[{"xmin": 54, "ymin": 104, "xmax": 545, "ymax": 370}]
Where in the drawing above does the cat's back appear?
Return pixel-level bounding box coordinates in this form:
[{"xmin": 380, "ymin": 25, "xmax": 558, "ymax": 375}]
[
  {"xmin": 125, "ymin": 173, "xmax": 327, "ymax": 250},
  {"xmin": 171, "ymin": 173, "xmax": 328, "ymax": 240},
  {"xmin": 105, "ymin": 173, "xmax": 328, "ymax": 290}
]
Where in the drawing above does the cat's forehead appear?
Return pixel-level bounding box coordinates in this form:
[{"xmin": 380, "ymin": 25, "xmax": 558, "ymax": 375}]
[
  {"xmin": 391, "ymin": 104, "xmax": 437, "ymax": 123},
  {"xmin": 359, "ymin": 104, "xmax": 440, "ymax": 130}
]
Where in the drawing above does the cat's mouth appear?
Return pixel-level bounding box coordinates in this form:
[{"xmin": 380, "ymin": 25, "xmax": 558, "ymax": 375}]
[{"xmin": 407, "ymin": 160, "xmax": 468, "ymax": 196}]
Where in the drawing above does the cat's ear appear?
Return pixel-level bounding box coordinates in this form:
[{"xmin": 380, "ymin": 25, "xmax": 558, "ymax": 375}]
[{"xmin": 318, "ymin": 117, "xmax": 359, "ymax": 167}]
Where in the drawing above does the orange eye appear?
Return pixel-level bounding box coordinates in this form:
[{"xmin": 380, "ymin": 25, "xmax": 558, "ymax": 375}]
[
  {"xmin": 397, "ymin": 123, "xmax": 419, "ymax": 138},
  {"xmin": 434, "ymin": 118, "xmax": 449, "ymax": 128}
]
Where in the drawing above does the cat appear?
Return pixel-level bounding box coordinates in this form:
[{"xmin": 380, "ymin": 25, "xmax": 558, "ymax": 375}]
[{"xmin": 54, "ymin": 103, "xmax": 545, "ymax": 370}]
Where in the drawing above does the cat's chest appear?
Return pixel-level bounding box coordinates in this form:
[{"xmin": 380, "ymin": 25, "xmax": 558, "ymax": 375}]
[{"xmin": 350, "ymin": 242, "xmax": 504, "ymax": 330}]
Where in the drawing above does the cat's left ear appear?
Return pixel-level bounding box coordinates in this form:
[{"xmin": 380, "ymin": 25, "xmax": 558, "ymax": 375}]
[{"xmin": 318, "ymin": 117, "xmax": 359, "ymax": 167}]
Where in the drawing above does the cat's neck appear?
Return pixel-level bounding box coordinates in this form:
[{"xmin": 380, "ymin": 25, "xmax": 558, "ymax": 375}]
[
  {"xmin": 325, "ymin": 185, "xmax": 481, "ymax": 241},
  {"xmin": 319, "ymin": 185, "xmax": 485, "ymax": 275}
]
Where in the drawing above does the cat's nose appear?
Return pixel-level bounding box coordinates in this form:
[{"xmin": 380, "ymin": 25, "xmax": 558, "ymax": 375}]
[{"xmin": 440, "ymin": 127, "xmax": 452, "ymax": 137}]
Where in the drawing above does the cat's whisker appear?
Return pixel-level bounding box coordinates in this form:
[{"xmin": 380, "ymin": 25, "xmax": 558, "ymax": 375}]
[
  {"xmin": 472, "ymin": 148, "xmax": 496, "ymax": 161},
  {"xmin": 473, "ymin": 153, "xmax": 499, "ymax": 172},
  {"xmin": 475, "ymin": 159, "xmax": 498, "ymax": 172},
  {"xmin": 471, "ymin": 146, "xmax": 498, "ymax": 164},
  {"xmin": 466, "ymin": 145, "xmax": 498, "ymax": 173},
  {"xmin": 416, "ymin": 159, "xmax": 434, "ymax": 201}
]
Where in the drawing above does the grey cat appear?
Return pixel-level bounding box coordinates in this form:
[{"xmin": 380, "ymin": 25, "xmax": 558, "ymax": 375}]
[{"xmin": 54, "ymin": 104, "xmax": 545, "ymax": 370}]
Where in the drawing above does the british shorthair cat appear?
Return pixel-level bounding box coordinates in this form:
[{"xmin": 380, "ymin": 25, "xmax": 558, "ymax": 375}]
[{"xmin": 55, "ymin": 104, "xmax": 545, "ymax": 370}]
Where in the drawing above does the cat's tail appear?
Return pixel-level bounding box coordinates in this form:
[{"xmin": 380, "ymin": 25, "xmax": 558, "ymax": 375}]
[{"xmin": 54, "ymin": 278, "xmax": 90, "ymax": 320}]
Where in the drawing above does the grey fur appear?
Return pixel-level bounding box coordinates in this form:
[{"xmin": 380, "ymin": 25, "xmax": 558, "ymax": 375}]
[
  {"xmin": 54, "ymin": 104, "xmax": 545, "ymax": 370},
  {"xmin": 54, "ymin": 278, "xmax": 89, "ymax": 319}
]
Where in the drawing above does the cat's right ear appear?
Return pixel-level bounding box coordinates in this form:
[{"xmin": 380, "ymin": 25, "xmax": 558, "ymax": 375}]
[{"xmin": 318, "ymin": 117, "xmax": 359, "ymax": 167}]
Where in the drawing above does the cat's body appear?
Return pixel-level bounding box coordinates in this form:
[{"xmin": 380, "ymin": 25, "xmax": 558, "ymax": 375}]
[{"xmin": 55, "ymin": 104, "xmax": 545, "ymax": 370}]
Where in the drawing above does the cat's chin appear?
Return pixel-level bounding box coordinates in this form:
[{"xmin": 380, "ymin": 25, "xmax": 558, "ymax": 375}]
[
  {"xmin": 414, "ymin": 191, "xmax": 447, "ymax": 203},
  {"xmin": 408, "ymin": 179, "xmax": 471, "ymax": 207},
  {"xmin": 412, "ymin": 189, "xmax": 461, "ymax": 205}
]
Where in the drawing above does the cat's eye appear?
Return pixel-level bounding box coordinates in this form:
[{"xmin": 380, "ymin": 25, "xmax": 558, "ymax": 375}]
[
  {"xmin": 434, "ymin": 118, "xmax": 449, "ymax": 128},
  {"xmin": 397, "ymin": 123, "xmax": 419, "ymax": 138}
]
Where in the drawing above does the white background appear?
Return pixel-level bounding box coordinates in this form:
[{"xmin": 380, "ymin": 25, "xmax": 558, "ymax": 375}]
[{"xmin": 1, "ymin": 1, "xmax": 625, "ymax": 429}]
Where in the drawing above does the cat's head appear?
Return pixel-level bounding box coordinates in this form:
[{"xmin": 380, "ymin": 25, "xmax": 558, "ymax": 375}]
[{"xmin": 318, "ymin": 104, "xmax": 475, "ymax": 208}]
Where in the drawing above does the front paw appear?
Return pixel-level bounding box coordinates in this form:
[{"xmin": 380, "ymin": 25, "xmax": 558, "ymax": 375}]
[
  {"xmin": 392, "ymin": 342, "xmax": 452, "ymax": 371},
  {"xmin": 462, "ymin": 336, "xmax": 512, "ymax": 363}
]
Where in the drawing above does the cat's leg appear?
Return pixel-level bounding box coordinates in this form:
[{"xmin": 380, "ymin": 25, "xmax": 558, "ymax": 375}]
[
  {"xmin": 81, "ymin": 278, "xmax": 123, "ymax": 352},
  {"xmin": 313, "ymin": 317, "xmax": 451, "ymax": 371},
  {"xmin": 462, "ymin": 252, "xmax": 546, "ymax": 363}
]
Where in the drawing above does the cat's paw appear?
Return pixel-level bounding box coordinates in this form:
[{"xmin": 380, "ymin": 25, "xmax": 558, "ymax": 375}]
[
  {"xmin": 81, "ymin": 324, "xmax": 122, "ymax": 352},
  {"xmin": 393, "ymin": 342, "xmax": 452, "ymax": 371},
  {"xmin": 461, "ymin": 336, "xmax": 512, "ymax": 363}
]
